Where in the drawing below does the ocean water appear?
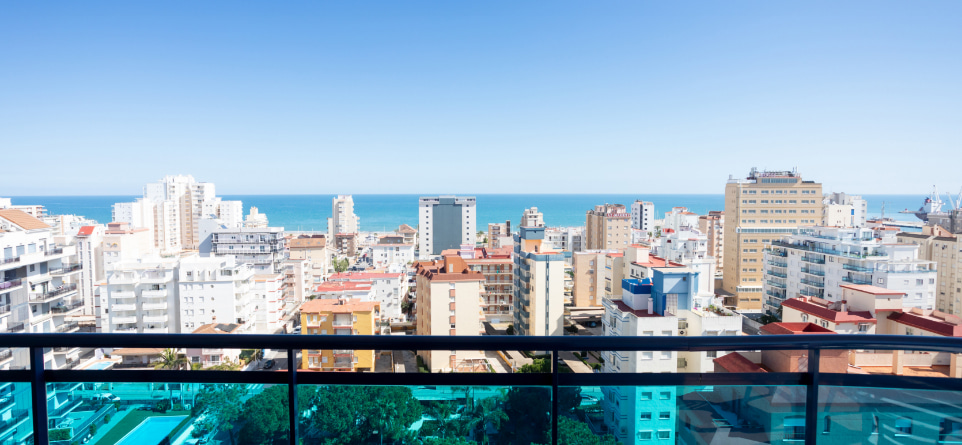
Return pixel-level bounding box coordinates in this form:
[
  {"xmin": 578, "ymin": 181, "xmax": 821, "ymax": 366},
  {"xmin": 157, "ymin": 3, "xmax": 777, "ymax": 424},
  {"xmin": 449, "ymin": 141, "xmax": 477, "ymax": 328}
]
[{"xmin": 6, "ymin": 194, "xmax": 929, "ymax": 232}]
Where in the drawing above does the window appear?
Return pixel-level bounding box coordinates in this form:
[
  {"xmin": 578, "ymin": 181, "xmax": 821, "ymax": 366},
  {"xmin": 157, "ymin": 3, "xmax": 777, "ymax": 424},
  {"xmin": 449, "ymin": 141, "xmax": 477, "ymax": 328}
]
[
  {"xmin": 784, "ymin": 417, "xmax": 805, "ymax": 441},
  {"xmin": 660, "ymin": 351, "xmax": 671, "ymax": 360},
  {"xmin": 659, "ymin": 412, "xmax": 670, "ymax": 420},
  {"xmin": 640, "ymin": 412, "xmax": 652, "ymax": 420},
  {"xmin": 659, "ymin": 392, "xmax": 671, "ymax": 400},
  {"xmin": 801, "ymin": 314, "xmax": 809, "ymax": 322},
  {"xmin": 858, "ymin": 323, "xmax": 870, "ymax": 332},
  {"xmin": 657, "ymin": 430, "xmax": 670, "ymax": 439},
  {"xmin": 641, "ymin": 351, "xmax": 653, "ymax": 360},
  {"xmin": 896, "ymin": 417, "xmax": 913, "ymax": 435},
  {"xmin": 638, "ymin": 431, "xmax": 652, "ymax": 440},
  {"xmin": 641, "ymin": 392, "xmax": 652, "ymax": 400},
  {"xmin": 823, "ymin": 416, "xmax": 831, "ymax": 434}
]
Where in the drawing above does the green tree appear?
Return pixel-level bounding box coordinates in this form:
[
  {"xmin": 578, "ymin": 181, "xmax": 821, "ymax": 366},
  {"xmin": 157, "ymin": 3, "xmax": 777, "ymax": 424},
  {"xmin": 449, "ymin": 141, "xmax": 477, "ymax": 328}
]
[
  {"xmin": 557, "ymin": 417, "xmax": 619, "ymax": 445},
  {"xmin": 239, "ymin": 386, "xmax": 288, "ymax": 445},
  {"xmin": 504, "ymin": 325, "xmax": 515, "ymax": 335},
  {"xmin": 193, "ymin": 384, "xmax": 248, "ymax": 445},
  {"xmin": 154, "ymin": 348, "xmax": 188, "ymax": 370},
  {"xmin": 497, "ymin": 387, "xmax": 550, "ymax": 445},
  {"xmin": 467, "ymin": 397, "xmax": 507, "ymax": 444},
  {"xmin": 334, "ymin": 258, "xmax": 350, "ymax": 273},
  {"xmin": 310, "ymin": 386, "xmax": 422, "ymax": 444}
]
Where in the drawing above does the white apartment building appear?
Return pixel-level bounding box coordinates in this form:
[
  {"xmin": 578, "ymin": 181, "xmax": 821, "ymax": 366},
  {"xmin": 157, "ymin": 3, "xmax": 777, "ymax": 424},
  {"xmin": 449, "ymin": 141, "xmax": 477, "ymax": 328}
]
[
  {"xmin": 244, "ymin": 206, "xmax": 269, "ymax": 228},
  {"xmin": 328, "ymin": 195, "xmax": 360, "ymax": 242},
  {"xmin": 418, "ymin": 196, "xmax": 476, "ymax": 258},
  {"xmin": 513, "ymin": 227, "xmax": 567, "ymax": 336},
  {"xmin": 543, "ymin": 227, "xmax": 584, "ymax": 253},
  {"xmin": 1, "ymin": 210, "xmax": 86, "ymax": 370},
  {"xmin": 630, "ymin": 200, "xmax": 655, "ymax": 234},
  {"xmin": 520, "ymin": 207, "xmax": 544, "ymax": 227},
  {"xmin": 203, "ymin": 226, "xmax": 287, "ymax": 273},
  {"xmin": 177, "ymin": 256, "xmax": 258, "ymax": 333},
  {"xmin": 113, "ymin": 175, "xmax": 243, "ymax": 252},
  {"xmin": 75, "ymin": 225, "xmax": 105, "ymax": 316},
  {"xmin": 662, "ymin": 207, "xmax": 700, "ymax": 233},
  {"xmin": 328, "ymin": 271, "xmax": 407, "ymax": 322},
  {"xmin": 371, "ymin": 236, "xmax": 415, "ymax": 269},
  {"xmin": 103, "ymin": 256, "xmax": 180, "ymax": 334},
  {"xmin": 288, "ymin": 235, "xmax": 331, "ymax": 287},
  {"xmin": 763, "ymin": 226, "xmax": 937, "ymax": 317},
  {"xmin": 823, "ymin": 192, "xmax": 868, "ymax": 228},
  {"xmin": 283, "ymin": 258, "xmax": 313, "ymax": 306},
  {"xmin": 253, "ymin": 273, "xmax": 287, "ymax": 334}
]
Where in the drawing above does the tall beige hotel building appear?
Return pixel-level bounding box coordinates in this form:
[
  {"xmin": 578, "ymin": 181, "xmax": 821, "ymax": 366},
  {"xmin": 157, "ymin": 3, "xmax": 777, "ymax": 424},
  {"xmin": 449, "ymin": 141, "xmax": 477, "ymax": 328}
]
[{"xmin": 723, "ymin": 169, "xmax": 823, "ymax": 311}]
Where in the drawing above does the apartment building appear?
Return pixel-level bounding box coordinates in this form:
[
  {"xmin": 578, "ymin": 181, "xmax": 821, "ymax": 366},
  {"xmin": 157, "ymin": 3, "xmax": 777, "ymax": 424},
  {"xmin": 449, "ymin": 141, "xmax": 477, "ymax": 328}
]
[
  {"xmin": 585, "ymin": 204, "xmax": 631, "ymax": 251},
  {"xmin": 414, "ymin": 256, "xmax": 486, "ymax": 372},
  {"xmin": 327, "ymin": 195, "xmax": 360, "ymax": 244},
  {"xmin": 203, "ymin": 226, "xmax": 287, "ymax": 273},
  {"xmin": 371, "ymin": 235, "xmax": 415, "ymax": 269},
  {"xmin": 823, "ymin": 192, "xmax": 868, "ymax": 227},
  {"xmin": 300, "ymin": 298, "xmax": 380, "ymax": 372},
  {"xmin": 520, "ymin": 207, "xmax": 544, "ymax": 227},
  {"xmin": 113, "ymin": 175, "xmax": 243, "ymax": 252},
  {"xmin": 283, "ymin": 258, "xmax": 313, "ymax": 306},
  {"xmin": 572, "ymin": 250, "xmax": 619, "ymax": 307},
  {"xmin": 723, "ymin": 168, "xmax": 823, "ymax": 311},
  {"xmin": 444, "ymin": 245, "xmax": 514, "ymax": 319},
  {"xmin": 513, "ymin": 227, "xmax": 567, "ymax": 336},
  {"xmin": 630, "ymin": 200, "xmax": 655, "ymax": 235},
  {"xmin": 762, "ymin": 226, "xmax": 936, "ymax": 317},
  {"xmin": 698, "ymin": 211, "xmax": 724, "ymax": 274},
  {"xmin": 487, "ymin": 221, "xmax": 511, "ymax": 249},
  {"xmin": 187, "ymin": 323, "xmax": 245, "ymax": 368},
  {"xmin": 418, "ymin": 196, "xmax": 477, "ymax": 258},
  {"xmin": 288, "ymin": 235, "xmax": 331, "ymax": 286},
  {"xmin": 178, "ymin": 256, "xmax": 260, "ymax": 333},
  {"xmin": 0, "ymin": 209, "xmax": 86, "ymax": 370},
  {"xmin": 75, "ymin": 225, "xmax": 104, "ymax": 316},
  {"xmin": 898, "ymin": 231, "xmax": 962, "ymax": 315},
  {"xmin": 662, "ymin": 207, "xmax": 699, "ymax": 233},
  {"xmin": 103, "ymin": 256, "xmax": 180, "ymax": 334},
  {"xmin": 328, "ymin": 271, "xmax": 407, "ymax": 322},
  {"xmin": 544, "ymin": 227, "xmax": 584, "ymax": 253},
  {"xmin": 244, "ymin": 206, "xmax": 269, "ymax": 228},
  {"xmin": 253, "ymin": 273, "xmax": 288, "ymax": 334}
]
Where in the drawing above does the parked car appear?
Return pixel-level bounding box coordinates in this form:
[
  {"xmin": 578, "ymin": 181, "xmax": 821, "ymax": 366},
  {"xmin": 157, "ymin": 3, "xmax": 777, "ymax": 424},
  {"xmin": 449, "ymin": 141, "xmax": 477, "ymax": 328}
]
[
  {"xmin": 263, "ymin": 359, "xmax": 275, "ymax": 370},
  {"xmin": 91, "ymin": 392, "xmax": 120, "ymax": 403}
]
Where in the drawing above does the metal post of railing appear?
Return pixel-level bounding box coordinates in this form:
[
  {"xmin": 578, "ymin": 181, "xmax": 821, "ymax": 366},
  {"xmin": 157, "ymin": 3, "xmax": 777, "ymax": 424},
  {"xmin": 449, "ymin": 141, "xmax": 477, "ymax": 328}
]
[
  {"xmin": 551, "ymin": 348, "xmax": 559, "ymax": 445},
  {"xmin": 804, "ymin": 348, "xmax": 820, "ymax": 445},
  {"xmin": 287, "ymin": 348, "xmax": 298, "ymax": 445},
  {"xmin": 30, "ymin": 346, "xmax": 48, "ymax": 445}
]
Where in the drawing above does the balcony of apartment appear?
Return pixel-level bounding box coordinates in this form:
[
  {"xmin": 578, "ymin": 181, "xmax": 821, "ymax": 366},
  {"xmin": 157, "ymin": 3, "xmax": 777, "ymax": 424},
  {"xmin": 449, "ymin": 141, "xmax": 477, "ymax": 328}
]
[
  {"xmin": 767, "ymin": 259, "xmax": 788, "ymax": 268},
  {"xmin": 842, "ymin": 276, "xmax": 873, "ymax": 285},
  {"xmin": 141, "ymin": 272, "xmax": 172, "ymax": 283},
  {"xmin": 141, "ymin": 288, "xmax": 168, "ymax": 299},
  {"xmin": 765, "ymin": 280, "xmax": 787, "ymax": 289},
  {"xmin": 800, "ymin": 267, "xmax": 826, "ymax": 277},
  {"xmin": 142, "ymin": 302, "xmax": 166, "ymax": 311},
  {"xmin": 842, "ymin": 263, "xmax": 875, "ymax": 273},
  {"xmin": 143, "ymin": 314, "xmax": 168, "ymax": 324},
  {"xmin": 800, "ymin": 278, "xmax": 825, "ymax": 288},
  {"xmin": 111, "ymin": 315, "xmax": 138, "ymax": 324},
  {"xmin": 800, "ymin": 255, "xmax": 826, "ymax": 265},
  {"xmin": 29, "ymin": 283, "xmax": 78, "ymax": 303},
  {"xmin": 0, "ymin": 278, "xmax": 23, "ymax": 294},
  {"xmin": 110, "ymin": 290, "xmax": 135, "ymax": 300},
  {"xmin": 49, "ymin": 264, "xmax": 82, "ymax": 277},
  {"xmin": 0, "ymin": 304, "xmax": 10, "ymax": 318},
  {"xmin": 108, "ymin": 273, "xmax": 138, "ymax": 285},
  {"xmin": 54, "ymin": 321, "xmax": 79, "ymax": 333},
  {"xmin": 50, "ymin": 299, "xmax": 83, "ymax": 315},
  {"xmin": 773, "ymin": 240, "xmax": 886, "ymax": 260},
  {"xmin": 766, "ymin": 270, "xmax": 787, "ymax": 279},
  {"xmin": 876, "ymin": 262, "xmax": 938, "ymax": 274}
]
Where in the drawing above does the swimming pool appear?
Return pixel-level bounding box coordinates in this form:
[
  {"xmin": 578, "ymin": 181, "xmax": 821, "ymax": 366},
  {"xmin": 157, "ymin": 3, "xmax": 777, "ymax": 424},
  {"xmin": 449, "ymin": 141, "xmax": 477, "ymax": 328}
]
[
  {"xmin": 85, "ymin": 362, "xmax": 113, "ymax": 370},
  {"xmin": 117, "ymin": 415, "xmax": 187, "ymax": 445}
]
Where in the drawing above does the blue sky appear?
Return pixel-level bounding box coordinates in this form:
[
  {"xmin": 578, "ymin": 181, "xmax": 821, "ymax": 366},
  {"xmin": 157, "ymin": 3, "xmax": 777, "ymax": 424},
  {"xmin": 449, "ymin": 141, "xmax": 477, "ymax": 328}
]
[{"xmin": 1, "ymin": 1, "xmax": 960, "ymax": 195}]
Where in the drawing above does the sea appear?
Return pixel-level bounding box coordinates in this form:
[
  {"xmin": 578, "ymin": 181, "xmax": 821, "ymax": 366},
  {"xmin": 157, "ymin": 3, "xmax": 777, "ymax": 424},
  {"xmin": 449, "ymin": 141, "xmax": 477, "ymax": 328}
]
[{"xmin": 4, "ymin": 194, "xmax": 928, "ymax": 233}]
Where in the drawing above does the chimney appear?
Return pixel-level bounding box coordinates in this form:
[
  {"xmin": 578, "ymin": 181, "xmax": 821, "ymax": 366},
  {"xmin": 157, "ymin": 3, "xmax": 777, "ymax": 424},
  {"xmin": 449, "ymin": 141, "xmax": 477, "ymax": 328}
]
[{"xmin": 840, "ymin": 302, "xmax": 848, "ymax": 312}]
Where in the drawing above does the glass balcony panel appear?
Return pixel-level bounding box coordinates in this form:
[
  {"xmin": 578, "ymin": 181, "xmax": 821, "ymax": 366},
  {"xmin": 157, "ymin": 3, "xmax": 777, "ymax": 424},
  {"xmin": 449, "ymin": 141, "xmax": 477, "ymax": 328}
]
[
  {"xmin": 817, "ymin": 386, "xmax": 962, "ymax": 444},
  {"xmin": 45, "ymin": 382, "xmax": 286, "ymax": 445}
]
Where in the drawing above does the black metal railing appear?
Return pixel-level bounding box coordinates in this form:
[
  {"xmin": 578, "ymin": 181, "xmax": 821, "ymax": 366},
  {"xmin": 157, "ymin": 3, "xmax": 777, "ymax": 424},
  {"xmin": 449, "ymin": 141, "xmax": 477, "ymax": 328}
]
[{"xmin": 0, "ymin": 334, "xmax": 961, "ymax": 445}]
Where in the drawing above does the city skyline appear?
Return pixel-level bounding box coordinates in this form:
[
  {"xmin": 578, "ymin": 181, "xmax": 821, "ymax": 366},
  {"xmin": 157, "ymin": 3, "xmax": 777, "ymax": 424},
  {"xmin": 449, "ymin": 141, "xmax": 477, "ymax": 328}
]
[{"xmin": 2, "ymin": 1, "xmax": 961, "ymax": 195}]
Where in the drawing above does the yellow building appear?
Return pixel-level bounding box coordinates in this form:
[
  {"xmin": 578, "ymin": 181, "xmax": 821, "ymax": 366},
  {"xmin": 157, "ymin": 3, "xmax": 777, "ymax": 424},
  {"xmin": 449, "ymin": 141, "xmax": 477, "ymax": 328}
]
[
  {"xmin": 585, "ymin": 204, "xmax": 631, "ymax": 251},
  {"xmin": 722, "ymin": 169, "xmax": 822, "ymax": 310},
  {"xmin": 300, "ymin": 298, "xmax": 380, "ymax": 372},
  {"xmin": 899, "ymin": 230, "xmax": 962, "ymax": 315}
]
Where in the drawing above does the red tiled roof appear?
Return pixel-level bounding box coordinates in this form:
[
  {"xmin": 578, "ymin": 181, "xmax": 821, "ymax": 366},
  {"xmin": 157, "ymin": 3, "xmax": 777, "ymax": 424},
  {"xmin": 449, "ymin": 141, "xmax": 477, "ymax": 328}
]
[
  {"xmin": 714, "ymin": 352, "xmax": 767, "ymax": 373},
  {"xmin": 301, "ymin": 298, "xmax": 379, "ymax": 313},
  {"xmin": 0, "ymin": 209, "xmax": 50, "ymax": 230},
  {"xmin": 840, "ymin": 284, "xmax": 906, "ymax": 296},
  {"xmin": 633, "ymin": 254, "xmax": 684, "ymax": 268},
  {"xmin": 315, "ymin": 281, "xmax": 373, "ymax": 293},
  {"xmin": 888, "ymin": 312, "xmax": 962, "ymax": 337},
  {"xmin": 77, "ymin": 226, "xmax": 96, "ymax": 236},
  {"xmin": 611, "ymin": 299, "xmax": 661, "ymax": 318},
  {"xmin": 781, "ymin": 297, "xmax": 877, "ymax": 324},
  {"xmin": 760, "ymin": 322, "xmax": 836, "ymax": 335},
  {"xmin": 329, "ymin": 272, "xmax": 402, "ymax": 281}
]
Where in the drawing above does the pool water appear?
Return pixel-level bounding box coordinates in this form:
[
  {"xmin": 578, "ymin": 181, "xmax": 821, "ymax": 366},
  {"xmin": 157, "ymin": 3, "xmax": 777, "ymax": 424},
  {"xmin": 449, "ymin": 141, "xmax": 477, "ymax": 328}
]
[
  {"xmin": 85, "ymin": 362, "xmax": 113, "ymax": 370},
  {"xmin": 117, "ymin": 415, "xmax": 187, "ymax": 445}
]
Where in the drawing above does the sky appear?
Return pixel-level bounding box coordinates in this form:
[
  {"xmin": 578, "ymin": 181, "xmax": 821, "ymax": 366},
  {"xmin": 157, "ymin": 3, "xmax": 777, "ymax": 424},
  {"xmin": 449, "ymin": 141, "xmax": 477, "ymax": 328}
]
[{"xmin": 1, "ymin": 1, "xmax": 960, "ymax": 196}]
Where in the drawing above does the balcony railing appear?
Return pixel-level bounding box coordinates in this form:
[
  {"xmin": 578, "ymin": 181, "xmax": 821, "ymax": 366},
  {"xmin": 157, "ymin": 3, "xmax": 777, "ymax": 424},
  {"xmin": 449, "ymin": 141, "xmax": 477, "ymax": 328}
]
[
  {"xmin": 48, "ymin": 264, "xmax": 82, "ymax": 276},
  {"xmin": 29, "ymin": 283, "xmax": 78, "ymax": 302},
  {"xmin": 842, "ymin": 276, "xmax": 873, "ymax": 285},
  {"xmin": 0, "ymin": 278, "xmax": 22, "ymax": 290},
  {"xmin": 2, "ymin": 334, "xmax": 962, "ymax": 445}
]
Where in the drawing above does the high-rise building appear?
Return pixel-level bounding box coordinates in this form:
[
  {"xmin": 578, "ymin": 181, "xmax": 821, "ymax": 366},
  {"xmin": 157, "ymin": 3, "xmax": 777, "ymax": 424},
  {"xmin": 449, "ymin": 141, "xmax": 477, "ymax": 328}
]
[
  {"xmin": 763, "ymin": 226, "xmax": 936, "ymax": 317},
  {"xmin": 513, "ymin": 227, "xmax": 568, "ymax": 336},
  {"xmin": 113, "ymin": 175, "xmax": 243, "ymax": 252},
  {"xmin": 487, "ymin": 221, "xmax": 511, "ymax": 249},
  {"xmin": 898, "ymin": 230, "xmax": 962, "ymax": 315},
  {"xmin": 414, "ymin": 256, "xmax": 486, "ymax": 372},
  {"xmin": 630, "ymin": 200, "xmax": 655, "ymax": 235},
  {"xmin": 585, "ymin": 204, "xmax": 631, "ymax": 251},
  {"xmin": 103, "ymin": 256, "xmax": 180, "ymax": 334},
  {"xmin": 417, "ymin": 196, "xmax": 477, "ymax": 258},
  {"xmin": 520, "ymin": 207, "xmax": 544, "ymax": 228},
  {"xmin": 823, "ymin": 192, "xmax": 868, "ymax": 227},
  {"xmin": 722, "ymin": 168, "xmax": 823, "ymax": 311},
  {"xmin": 544, "ymin": 227, "xmax": 584, "ymax": 253},
  {"xmin": 0, "ymin": 210, "xmax": 86, "ymax": 369},
  {"xmin": 327, "ymin": 195, "xmax": 360, "ymax": 243},
  {"xmin": 288, "ymin": 235, "xmax": 331, "ymax": 286},
  {"xmin": 571, "ymin": 250, "xmax": 618, "ymax": 307},
  {"xmin": 201, "ymin": 226, "xmax": 287, "ymax": 273},
  {"xmin": 446, "ymin": 245, "xmax": 515, "ymax": 319},
  {"xmin": 698, "ymin": 211, "xmax": 724, "ymax": 274},
  {"xmin": 75, "ymin": 225, "xmax": 104, "ymax": 316},
  {"xmin": 300, "ymin": 298, "xmax": 380, "ymax": 372},
  {"xmin": 662, "ymin": 207, "xmax": 699, "ymax": 233}
]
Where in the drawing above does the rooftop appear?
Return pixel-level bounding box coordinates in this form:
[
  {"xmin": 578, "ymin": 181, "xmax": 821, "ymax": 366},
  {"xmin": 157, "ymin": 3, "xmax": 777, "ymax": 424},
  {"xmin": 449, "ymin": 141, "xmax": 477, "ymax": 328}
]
[
  {"xmin": 0, "ymin": 209, "xmax": 50, "ymax": 231},
  {"xmin": 301, "ymin": 298, "xmax": 379, "ymax": 313},
  {"xmin": 781, "ymin": 297, "xmax": 877, "ymax": 324}
]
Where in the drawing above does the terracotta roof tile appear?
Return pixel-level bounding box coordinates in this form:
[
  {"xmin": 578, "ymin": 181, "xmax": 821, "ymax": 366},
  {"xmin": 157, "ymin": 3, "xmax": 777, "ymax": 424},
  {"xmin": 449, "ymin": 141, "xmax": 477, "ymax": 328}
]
[
  {"xmin": 760, "ymin": 322, "xmax": 836, "ymax": 335},
  {"xmin": 888, "ymin": 312, "xmax": 962, "ymax": 337},
  {"xmin": 782, "ymin": 297, "xmax": 877, "ymax": 324},
  {"xmin": 714, "ymin": 352, "xmax": 767, "ymax": 373},
  {"xmin": 0, "ymin": 209, "xmax": 50, "ymax": 230}
]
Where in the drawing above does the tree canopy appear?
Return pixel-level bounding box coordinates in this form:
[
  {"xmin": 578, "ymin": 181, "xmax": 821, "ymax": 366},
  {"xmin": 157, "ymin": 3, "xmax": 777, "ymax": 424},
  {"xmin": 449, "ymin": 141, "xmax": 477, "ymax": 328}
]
[
  {"xmin": 309, "ymin": 385, "xmax": 423, "ymax": 444},
  {"xmin": 193, "ymin": 384, "xmax": 248, "ymax": 445}
]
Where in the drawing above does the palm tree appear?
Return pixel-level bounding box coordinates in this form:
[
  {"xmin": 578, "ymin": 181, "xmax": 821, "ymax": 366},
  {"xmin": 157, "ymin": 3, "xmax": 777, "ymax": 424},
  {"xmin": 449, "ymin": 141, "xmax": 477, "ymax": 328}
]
[
  {"xmin": 155, "ymin": 348, "xmax": 188, "ymax": 370},
  {"xmin": 469, "ymin": 397, "xmax": 507, "ymax": 444}
]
